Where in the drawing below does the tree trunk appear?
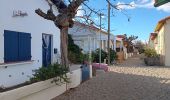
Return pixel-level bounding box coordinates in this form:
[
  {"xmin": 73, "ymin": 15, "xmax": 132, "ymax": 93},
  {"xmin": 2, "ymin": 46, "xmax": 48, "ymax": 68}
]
[{"xmin": 60, "ymin": 27, "xmax": 69, "ymax": 68}]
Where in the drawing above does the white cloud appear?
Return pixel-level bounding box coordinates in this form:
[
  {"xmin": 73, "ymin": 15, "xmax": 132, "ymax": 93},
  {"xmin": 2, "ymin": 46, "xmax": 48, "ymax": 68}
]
[
  {"xmin": 137, "ymin": 0, "xmax": 150, "ymax": 4},
  {"xmin": 94, "ymin": 15, "xmax": 106, "ymax": 22},
  {"xmin": 157, "ymin": 3, "xmax": 170, "ymax": 13},
  {"xmin": 76, "ymin": 6, "xmax": 84, "ymax": 16},
  {"xmin": 117, "ymin": 0, "xmax": 170, "ymax": 13},
  {"xmin": 117, "ymin": 1, "xmax": 136, "ymax": 10},
  {"xmin": 135, "ymin": 0, "xmax": 154, "ymax": 8}
]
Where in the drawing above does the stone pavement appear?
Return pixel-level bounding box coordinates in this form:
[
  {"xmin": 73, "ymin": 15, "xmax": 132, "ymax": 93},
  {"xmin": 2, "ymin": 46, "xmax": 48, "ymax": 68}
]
[{"xmin": 52, "ymin": 55, "xmax": 170, "ymax": 100}]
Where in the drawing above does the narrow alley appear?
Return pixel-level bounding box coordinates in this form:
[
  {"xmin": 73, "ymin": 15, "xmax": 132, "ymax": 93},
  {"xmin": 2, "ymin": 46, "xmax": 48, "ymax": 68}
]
[{"xmin": 53, "ymin": 55, "xmax": 170, "ymax": 100}]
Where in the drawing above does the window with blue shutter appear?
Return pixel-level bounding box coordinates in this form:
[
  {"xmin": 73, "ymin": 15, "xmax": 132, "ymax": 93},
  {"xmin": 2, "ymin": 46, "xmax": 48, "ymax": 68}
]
[
  {"xmin": 4, "ymin": 30, "xmax": 19, "ymax": 62},
  {"xmin": 18, "ymin": 33, "xmax": 31, "ymax": 61},
  {"xmin": 4, "ymin": 30, "xmax": 31, "ymax": 63}
]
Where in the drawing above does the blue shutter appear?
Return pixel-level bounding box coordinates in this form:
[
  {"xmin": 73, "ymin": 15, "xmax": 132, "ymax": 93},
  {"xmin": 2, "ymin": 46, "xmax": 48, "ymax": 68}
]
[
  {"xmin": 4, "ymin": 30, "xmax": 19, "ymax": 62},
  {"xmin": 18, "ymin": 33, "xmax": 31, "ymax": 61}
]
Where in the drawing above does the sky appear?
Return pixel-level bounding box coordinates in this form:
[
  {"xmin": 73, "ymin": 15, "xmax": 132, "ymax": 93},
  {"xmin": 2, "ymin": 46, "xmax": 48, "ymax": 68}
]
[{"xmin": 77, "ymin": 0, "xmax": 170, "ymax": 42}]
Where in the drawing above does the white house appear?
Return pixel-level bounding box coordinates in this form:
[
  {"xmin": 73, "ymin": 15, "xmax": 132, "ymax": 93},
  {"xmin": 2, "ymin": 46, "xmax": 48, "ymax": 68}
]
[
  {"xmin": 69, "ymin": 22, "xmax": 115, "ymax": 53},
  {"xmin": 0, "ymin": 0, "xmax": 61, "ymax": 88}
]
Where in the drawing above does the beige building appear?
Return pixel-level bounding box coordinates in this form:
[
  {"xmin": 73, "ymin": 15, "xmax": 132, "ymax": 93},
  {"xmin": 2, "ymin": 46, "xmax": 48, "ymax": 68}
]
[{"xmin": 149, "ymin": 16, "xmax": 170, "ymax": 66}]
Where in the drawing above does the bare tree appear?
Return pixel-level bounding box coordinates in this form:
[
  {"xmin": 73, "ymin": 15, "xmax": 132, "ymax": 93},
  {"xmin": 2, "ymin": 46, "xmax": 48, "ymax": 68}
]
[
  {"xmin": 35, "ymin": 0, "xmax": 133, "ymax": 68},
  {"xmin": 35, "ymin": 0, "xmax": 86, "ymax": 68},
  {"xmin": 134, "ymin": 40, "xmax": 146, "ymax": 54},
  {"xmin": 123, "ymin": 34, "xmax": 138, "ymax": 53}
]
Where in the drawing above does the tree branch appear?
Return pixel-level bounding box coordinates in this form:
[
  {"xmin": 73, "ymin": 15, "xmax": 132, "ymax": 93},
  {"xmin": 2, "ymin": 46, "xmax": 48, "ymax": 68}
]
[
  {"xmin": 82, "ymin": 2, "xmax": 101, "ymax": 15},
  {"xmin": 35, "ymin": 8, "xmax": 56, "ymax": 21}
]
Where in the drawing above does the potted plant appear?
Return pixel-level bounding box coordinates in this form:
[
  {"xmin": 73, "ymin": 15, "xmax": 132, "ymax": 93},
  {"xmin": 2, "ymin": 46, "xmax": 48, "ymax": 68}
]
[{"xmin": 144, "ymin": 48, "xmax": 160, "ymax": 66}]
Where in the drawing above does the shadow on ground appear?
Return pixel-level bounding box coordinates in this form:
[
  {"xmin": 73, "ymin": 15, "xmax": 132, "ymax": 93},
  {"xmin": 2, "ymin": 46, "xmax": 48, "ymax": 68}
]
[{"xmin": 52, "ymin": 71, "xmax": 170, "ymax": 100}]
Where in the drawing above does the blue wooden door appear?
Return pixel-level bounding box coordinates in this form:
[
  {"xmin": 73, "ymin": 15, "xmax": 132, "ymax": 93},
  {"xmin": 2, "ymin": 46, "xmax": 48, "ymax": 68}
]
[
  {"xmin": 42, "ymin": 34, "xmax": 52, "ymax": 67},
  {"xmin": 81, "ymin": 65, "xmax": 90, "ymax": 82}
]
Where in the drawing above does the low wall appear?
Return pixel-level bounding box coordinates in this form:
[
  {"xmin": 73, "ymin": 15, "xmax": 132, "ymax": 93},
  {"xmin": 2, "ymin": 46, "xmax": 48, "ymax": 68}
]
[
  {"xmin": 68, "ymin": 68, "xmax": 82, "ymax": 89},
  {"xmin": 0, "ymin": 66, "xmax": 90, "ymax": 100}
]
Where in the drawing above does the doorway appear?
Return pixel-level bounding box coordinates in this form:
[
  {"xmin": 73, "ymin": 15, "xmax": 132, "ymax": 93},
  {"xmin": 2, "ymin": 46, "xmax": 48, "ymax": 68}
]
[{"xmin": 42, "ymin": 34, "xmax": 52, "ymax": 67}]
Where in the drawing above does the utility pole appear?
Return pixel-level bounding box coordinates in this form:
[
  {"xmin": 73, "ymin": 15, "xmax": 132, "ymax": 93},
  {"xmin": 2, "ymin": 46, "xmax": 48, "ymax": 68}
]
[
  {"xmin": 99, "ymin": 13, "xmax": 102, "ymax": 68},
  {"xmin": 107, "ymin": 1, "xmax": 111, "ymax": 65},
  {"xmin": 88, "ymin": 35, "xmax": 92, "ymax": 65}
]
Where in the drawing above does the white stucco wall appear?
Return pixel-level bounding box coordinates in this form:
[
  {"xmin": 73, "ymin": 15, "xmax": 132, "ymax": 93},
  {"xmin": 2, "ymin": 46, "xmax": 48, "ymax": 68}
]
[
  {"xmin": 69, "ymin": 25, "xmax": 98, "ymax": 52},
  {"xmin": 0, "ymin": 68, "xmax": 84, "ymax": 100},
  {"xmin": 69, "ymin": 24, "xmax": 114, "ymax": 53},
  {"xmin": 71, "ymin": 35, "xmax": 97, "ymax": 52},
  {"xmin": 155, "ymin": 26, "xmax": 165, "ymax": 55},
  {"xmin": 0, "ymin": 0, "xmax": 60, "ymax": 87},
  {"xmin": 0, "ymin": 32, "xmax": 3, "ymax": 63},
  {"xmin": 165, "ymin": 19, "xmax": 170, "ymax": 66}
]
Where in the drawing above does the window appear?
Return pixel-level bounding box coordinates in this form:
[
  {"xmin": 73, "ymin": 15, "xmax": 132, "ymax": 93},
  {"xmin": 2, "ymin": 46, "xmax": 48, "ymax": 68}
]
[{"xmin": 4, "ymin": 30, "xmax": 31, "ymax": 63}]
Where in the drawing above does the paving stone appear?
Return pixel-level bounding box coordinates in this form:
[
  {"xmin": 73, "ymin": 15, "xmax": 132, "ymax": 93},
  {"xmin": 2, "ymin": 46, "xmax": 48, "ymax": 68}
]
[{"xmin": 52, "ymin": 55, "xmax": 170, "ymax": 100}]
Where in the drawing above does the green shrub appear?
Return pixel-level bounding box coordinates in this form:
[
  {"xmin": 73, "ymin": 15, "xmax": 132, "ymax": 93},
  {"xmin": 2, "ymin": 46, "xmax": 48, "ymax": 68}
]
[
  {"xmin": 82, "ymin": 53, "xmax": 94, "ymax": 63},
  {"xmin": 68, "ymin": 34, "xmax": 84, "ymax": 64},
  {"xmin": 68, "ymin": 52, "xmax": 84, "ymax": 64},
  {"xmin": 110, "ymin": 49, "xmax": 117, "ymax": 63},
  {"xmin": 85, "ymin": 48, "xmax": 117, "ymax": 64},
  {"xmin": 139, "ymin": 48, "xmax": 145, "ymax": 54},
  {"xmin": 81, "ymin": 48, "xmax": 117, "ymax": 64},
  {"xmin": 144, "ymin": 48, "xmax": 158, "ymax": 57},
  {"xmin": 92, "ymin": 48, "xmax": 117, "ymax": 63},
  {"xmin": 30, "ymin": 64, "xmax": 69, "ymax": 84},
  {"xmin": 92, "ymin": 48, "xmax": 107, "ymax": 63}
]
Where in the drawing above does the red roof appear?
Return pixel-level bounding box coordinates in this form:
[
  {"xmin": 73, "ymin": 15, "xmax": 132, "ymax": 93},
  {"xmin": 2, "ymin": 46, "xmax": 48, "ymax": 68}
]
[
  {"xmin": 150, "ymin": 33, "xmax": 157, "ymax": 40},
  {"xmin": 155, "ymin": 16, "xmax": 170, "ymax": 32},
  {"xmin": 117, "ymin": 35, "xmax": 125, "ymax": 39}
]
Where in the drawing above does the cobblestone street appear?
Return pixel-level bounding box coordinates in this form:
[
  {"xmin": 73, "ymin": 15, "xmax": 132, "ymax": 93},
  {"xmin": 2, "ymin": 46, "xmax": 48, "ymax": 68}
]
[{"xmin": 53, "ymin": 55, "xmax": 170, "ymax": 100}]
